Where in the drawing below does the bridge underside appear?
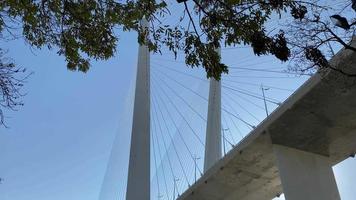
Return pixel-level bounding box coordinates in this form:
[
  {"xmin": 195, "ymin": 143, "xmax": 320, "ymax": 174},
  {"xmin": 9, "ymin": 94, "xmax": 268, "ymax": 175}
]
[{"xmin": 178, "ymin": 43, "xmax": 356, "ymax": 200}]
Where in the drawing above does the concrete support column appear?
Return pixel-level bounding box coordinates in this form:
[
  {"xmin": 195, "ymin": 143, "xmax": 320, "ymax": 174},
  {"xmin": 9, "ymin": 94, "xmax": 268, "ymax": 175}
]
[
  {"xmin": 204, "ymin": 48, "xmax": 222, "ymax": 172},
  {"xmin": 126, "ymin": 18, "xmax": 150, "ymax": 200},
  {"xmin": 273, "ymin": 144, "xmax": 340, "ymax": 200}
]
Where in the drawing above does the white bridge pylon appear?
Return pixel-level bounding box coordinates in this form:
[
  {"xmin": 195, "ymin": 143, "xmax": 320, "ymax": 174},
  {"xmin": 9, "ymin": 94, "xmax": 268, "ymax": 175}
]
[
  {"xmin": 126, "ymin": 19, "xmax": 224, "ymax": 198},
  {"xmin": 204, "ymin": 48, "xmax": 222, "ymax": 172},
  {"xmin": 126, "ymin": 18, "xmax": 150, "ymax": 200}
]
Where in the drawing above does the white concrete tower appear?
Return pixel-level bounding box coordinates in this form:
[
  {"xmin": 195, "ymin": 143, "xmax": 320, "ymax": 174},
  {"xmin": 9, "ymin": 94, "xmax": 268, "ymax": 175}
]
[
  {"xmin": 126, "ymin": 18, "xmax": 150, "ymax": 200},
  {"xmin": 204, "ymin": 48, "xmax": 222, "ymax": 172}
]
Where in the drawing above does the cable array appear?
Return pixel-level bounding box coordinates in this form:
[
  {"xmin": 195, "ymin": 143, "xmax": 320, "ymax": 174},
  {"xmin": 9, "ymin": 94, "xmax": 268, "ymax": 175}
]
[
  {"xmin": 105, "ymin": 26, "xmax": 309, "ymax": 198},
  {"xmin": 146, "ymin": 51, "xmax": 308, "ymax": 199}
]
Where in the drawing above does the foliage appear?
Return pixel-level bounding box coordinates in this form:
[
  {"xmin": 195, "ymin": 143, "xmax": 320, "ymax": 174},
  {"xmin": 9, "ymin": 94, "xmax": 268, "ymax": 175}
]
[
  {"xmin": 145, "ymin": 0, "xmax": 355, "ymax": 78},
  {"xmin": 0, "ymin": 0, "xmax": 167, "ymax": 126},
  {"xmin": 0, "ymin": 50, "xmax": 29, "ymax": 127},
  {"xmin": 286, "ymin": 3, "xmax": 356, "ymax": 76},
  {"xmin": 149, "ymin": 0, "xmax": 305, "ymax": 79},
  {"xmin": 0, "ymin": 0, "xmax": 355, "ymax": 126},
  {"xmin": 0, "ymin": 0, "xmax": 167, "ymax": 72}
]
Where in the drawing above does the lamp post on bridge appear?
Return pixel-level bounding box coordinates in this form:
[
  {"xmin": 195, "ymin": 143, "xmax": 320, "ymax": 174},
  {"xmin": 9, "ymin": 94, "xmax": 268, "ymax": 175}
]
[
  {"xmin": 222, "ymin": 128, "xmax": 229, "ymax": 156},
  {"xmin": 173, "ymin": 177, "xmax": 180, "ymax": 200},
  {"xmin": 261, "ymin": 84, "xmax": 269, "ymax": 117},
  {"xmin": 193, "ymin": 155, "xmax": 201, "ymax": 182},
  {"xmin": 126, "ymin": 18, "xmax": 150, "ymax": 200}
]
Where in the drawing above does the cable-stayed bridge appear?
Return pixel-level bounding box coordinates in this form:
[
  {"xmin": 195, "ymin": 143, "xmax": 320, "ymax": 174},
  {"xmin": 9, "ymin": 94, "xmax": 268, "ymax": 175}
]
[{"xmin": 99, "ymin": 19, "xmax": 356, "ymax": 200}]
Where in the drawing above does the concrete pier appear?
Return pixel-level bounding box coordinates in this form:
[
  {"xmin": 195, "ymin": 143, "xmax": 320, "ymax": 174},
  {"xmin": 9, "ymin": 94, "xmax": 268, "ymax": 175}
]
[{"xmin": 274, "ymin": 144, "xmax": 340, "ymax": 200}]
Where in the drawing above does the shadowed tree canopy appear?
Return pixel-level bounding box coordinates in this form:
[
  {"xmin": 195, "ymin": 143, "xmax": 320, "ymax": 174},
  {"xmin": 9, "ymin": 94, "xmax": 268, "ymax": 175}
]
[{"xmin": 0, "ymin": 0, "xmax": 355, "ymax": 126}]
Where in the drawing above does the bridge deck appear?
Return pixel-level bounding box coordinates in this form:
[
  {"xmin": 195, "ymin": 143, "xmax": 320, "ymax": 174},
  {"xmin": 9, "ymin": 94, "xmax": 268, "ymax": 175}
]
[{"xmin": 178, "ymin": 43, "xmax": 356, "ymax": 200}]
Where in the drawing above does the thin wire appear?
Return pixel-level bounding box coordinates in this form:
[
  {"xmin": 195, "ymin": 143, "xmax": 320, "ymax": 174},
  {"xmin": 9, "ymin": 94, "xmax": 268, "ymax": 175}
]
[
  {"xmin": 152, "ymin": 77, "xmax": 204, "ymax": 176},
  {"xmin": 222, "ymin": 84, "xmax": 281, "ymax": 105},
  {"xmin": 222, "ymin": 114, "xmax": 236, "ymax": 145},
  {"xmin": 222, "ymin": 79, "xmax": 294, "ymax": 92},
  {"xmin": 223, "ymin": 92, "xmax": 261, "ymax": 123},
  {"xmin": 221, "ymin": 117, "xmax": 235, "ymax": 152},
  {"xmin": 228, "ymin": 66, "xmax": 312, "ymax": 76},
  {"xmin": 222, "ymin": 108, "xmax": 255, "ymax": 130},
  {"xmin": 152, "ymin": 102, "xmax": 177, "ymax": 200},
  {"xmin": 223, "ymin": 90, "xmax": 265, "ymax": 111},
  {"xmin": 152, "ymin": 58, "xmax": 186, "ymax": 64},
  {"xmin": 154, "ymin": 95, "xmax": 190, "ymax": 192},
  {"xmin": 152, "ymin": 92, "xmax": 191, "ymax": 186},
  {"xmin": 224, "ymin": 109, "xmax": 244, "ymax": 139},
  {"xmin": 152, "ymin": 98, "xmax": 177, "ymax": 180},
  {"xmin": 154, "ymin": 66, "xmax": 252, "ymax": 131},
  {"xmin": 153, "ymin": 63, "xmax": 258, "ymax": 132},
  {"xmin": 152, "ymin": 60, "xmax": 293, "ymax": 81},
  {"xmin": 153, "ymin": 62, "xmax": 298, "ymax": 94},
  {"xmin": 222, "ymin": 130, "xmax": 235, "ymax": 148},
  {"xmin": 221, "ymin": 46, "xmax": 250, "ymax": 50},
  {"xmin": 152, "ymin": 63, "xmax": 207, "ymax": 82},
  {"xmin": 152, "ymin": 81, "xmax": 200, "ymax": 185},
  {"xmin": 153, "ymin": 55, "xmax": 273, "ymax": 70},
  {"xmin": 152, "ymin": 67, "xmax": 208, "ymax": 100},
  {"xmin": 224, "ymin": 75, "xmax": 302, "ymax": 79},
  {"xmin": 153, "ymin": 76, "xmax": 205, "ymax": 146},
  {"xmin": 151, "ymin": 113, "xmax": 161, "ymax": 199},
  {"xmin": 227, "ymin": 60, "xmax": 282, "ymax": 70},
  {"xmin": 227, "ymin": 84, "xmax": 281, "ymax": 103},
  {"xmin": 152, "ymin": 106, "xmax": 170, "ymax": 200},
  {"xmin": 153, "ymin": 70, "xmax": 207, "ymax": 122}
]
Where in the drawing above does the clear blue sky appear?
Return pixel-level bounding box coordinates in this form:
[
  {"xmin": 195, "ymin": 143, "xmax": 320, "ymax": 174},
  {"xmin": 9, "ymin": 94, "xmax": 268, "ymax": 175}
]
[
  {"xmin": 0, "ymin": 30, "xmax": 139, "ymax": 200},
  {"xmin": 1, "ymin": 7, "xmax": 356, "ymax": 200}
]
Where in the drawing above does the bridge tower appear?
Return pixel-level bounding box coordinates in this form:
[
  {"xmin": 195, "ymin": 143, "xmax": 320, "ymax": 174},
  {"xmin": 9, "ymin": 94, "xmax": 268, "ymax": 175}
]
[
  {"xmin": 126, "ymin": 19, "xmax": 150, "ymax": 200},
  {"xmin": 204, "ymin": 48, "xmax": 222, "ymax": 172}
]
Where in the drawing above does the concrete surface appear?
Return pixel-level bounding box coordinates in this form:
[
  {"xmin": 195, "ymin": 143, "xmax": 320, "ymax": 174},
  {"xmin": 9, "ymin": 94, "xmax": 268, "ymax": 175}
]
[
  {"xmin": 274, "ymin": 144, "xmax": 340, "ymax": 200},
  {"xmin": 177, "ymin": 40, "xmax": 356, "ymax": 200},
  {"xmin": 126, "ymin": 19, "xmax": 150, "ymax": 200},
  {"xmin": 204, "ymin": 47, "xmax": 222, "ymax": 172}
]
